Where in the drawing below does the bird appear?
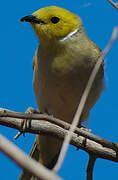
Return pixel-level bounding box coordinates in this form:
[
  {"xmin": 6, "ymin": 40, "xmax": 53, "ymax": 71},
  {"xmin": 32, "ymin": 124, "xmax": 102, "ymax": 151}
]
[{"xmin": 19, "ymin": 6, "xmax": 104, "ymax": 179}]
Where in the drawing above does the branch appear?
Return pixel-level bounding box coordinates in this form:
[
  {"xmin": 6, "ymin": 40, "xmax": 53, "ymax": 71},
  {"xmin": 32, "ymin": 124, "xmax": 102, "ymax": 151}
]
[
  {"xmin": 0, "ymin": 134, "xmax": 62, "ymax": 180},
  {"xmin": 0, "ymin": 108, "xmax": 118, "ymax": 151},
  {"xmin": 106, "ymin": 0, "xmax": 118, "ymax": 10},
  {"xmin": 0, "ymin": 109, "xmax": 118, "ymax": 163},
  {"xmin": 87, "ymin": 154, "xmax": 96, "ymax": 180}
]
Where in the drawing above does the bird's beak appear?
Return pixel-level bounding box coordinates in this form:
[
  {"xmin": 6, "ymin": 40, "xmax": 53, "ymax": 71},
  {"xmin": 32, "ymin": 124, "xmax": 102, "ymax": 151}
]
[{"xmin": 20, "ymin": 15, "xmax": 46, "ymax": 24}]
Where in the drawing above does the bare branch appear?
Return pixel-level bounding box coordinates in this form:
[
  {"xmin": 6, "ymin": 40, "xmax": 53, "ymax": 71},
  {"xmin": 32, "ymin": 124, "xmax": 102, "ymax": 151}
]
[
  {"xmin": 53, "ymin": 27, "xmax": 118, "ymax": 173},
  {"xmin": 87, "ymin": 154, "xmax": 96, "ymax": 180},
  {"xmin": 0, "ymin": 108, "xmax": 118, "ymax": 151},
  {"xmin": 0, "ymin": 110, "xmax": 118, "ymax": 163},
  {"xmin": 0, "ymin": 134, "xmax": 62, "ymax": 180},
  {"xmin": 106, "ymin": 0, "xmax": 118, "ymax": 10}
]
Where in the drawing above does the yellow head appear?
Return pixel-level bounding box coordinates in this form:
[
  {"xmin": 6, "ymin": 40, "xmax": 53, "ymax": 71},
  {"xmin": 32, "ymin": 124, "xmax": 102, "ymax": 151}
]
[{"xmin": 20, "ymin": 6, "xmax": 82, "ymax": 44}]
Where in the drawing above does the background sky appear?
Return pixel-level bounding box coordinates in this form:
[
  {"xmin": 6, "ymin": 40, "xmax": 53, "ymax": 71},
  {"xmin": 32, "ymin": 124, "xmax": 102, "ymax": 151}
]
[{"xmin": 0, "ymin": 0, "xmax": 118, "ymax": 179}]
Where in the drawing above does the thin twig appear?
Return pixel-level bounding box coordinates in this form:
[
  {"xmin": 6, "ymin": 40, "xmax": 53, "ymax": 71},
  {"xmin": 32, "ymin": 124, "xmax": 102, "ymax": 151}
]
[
  {"xmin": 53, "ymin": 27, "xmax": 118, "ymax": 172},
  {"xmin": 0, "ymin": 134, "xmax": 62, "ymax": 180},
  {"xmin": 87, "ymin": 154, "xmax": 97, "ymax": 180},
  {"xmin": 14, "ymin": 131, "xmax": 22, "ymax": 140},
  {"xmin": 106, "ymin": 0, "xmax": 118, "ymax": 10},
  {"xmin": 0, "ymin": 108, "xmax": 118, "ymax": 151}
]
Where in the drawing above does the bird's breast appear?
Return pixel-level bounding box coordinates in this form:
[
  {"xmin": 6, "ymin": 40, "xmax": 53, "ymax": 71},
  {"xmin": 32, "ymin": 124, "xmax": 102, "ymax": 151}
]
[{"xmin": 33, "ymin": 52, "xmax": 103, "ymax": 124}]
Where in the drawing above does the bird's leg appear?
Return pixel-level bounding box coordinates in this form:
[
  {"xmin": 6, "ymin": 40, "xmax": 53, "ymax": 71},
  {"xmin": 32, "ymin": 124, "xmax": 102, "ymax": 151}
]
[
  {"xmin": 76, "ymin": 123, "xmax": 91, "ymax": 150},
  {"xmin": 78, "ymin": 124, "xmax": 91, "ymax": 132},
  {"xmin": 14, "ymin": 107, "xmax": 41, "ymax": 140}
]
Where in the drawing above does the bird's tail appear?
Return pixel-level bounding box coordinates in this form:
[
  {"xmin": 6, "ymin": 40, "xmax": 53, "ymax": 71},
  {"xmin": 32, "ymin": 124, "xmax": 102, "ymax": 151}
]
[{"xmin": 19, "ymin": 135, "xmax": 61, "ymax": 180}]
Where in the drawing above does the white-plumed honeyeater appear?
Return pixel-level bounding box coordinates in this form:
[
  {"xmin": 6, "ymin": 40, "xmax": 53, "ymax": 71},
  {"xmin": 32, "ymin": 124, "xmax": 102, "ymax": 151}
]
[{"xmin": 19, "ymin": 6, "xmax": 104, "ymax": 179}]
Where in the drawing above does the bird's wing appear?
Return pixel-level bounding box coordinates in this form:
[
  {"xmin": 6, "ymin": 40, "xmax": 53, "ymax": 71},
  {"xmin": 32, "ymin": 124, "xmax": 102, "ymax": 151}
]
[{"xmin": 32, "ymin": 47, "xmax": 40, "ymax": 71}]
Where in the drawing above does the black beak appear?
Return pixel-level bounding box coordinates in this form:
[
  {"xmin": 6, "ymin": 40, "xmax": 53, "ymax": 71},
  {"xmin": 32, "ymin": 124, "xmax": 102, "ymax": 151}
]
[{"xmin": 20, "ymin": 15, "xmax": 46, "ymax": 24}]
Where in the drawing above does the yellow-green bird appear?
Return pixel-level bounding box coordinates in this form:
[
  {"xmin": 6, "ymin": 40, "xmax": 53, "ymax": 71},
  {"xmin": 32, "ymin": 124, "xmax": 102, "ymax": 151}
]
[{"xmin": 20, "ymin": 6, "xmax": 104, "ymax": 179}]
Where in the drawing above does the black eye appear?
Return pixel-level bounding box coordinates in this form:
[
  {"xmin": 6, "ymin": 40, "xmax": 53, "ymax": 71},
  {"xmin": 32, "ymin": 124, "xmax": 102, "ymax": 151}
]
[{"xmin": 51, "ymin": 17, "xmax": 60, "ymax": 24}]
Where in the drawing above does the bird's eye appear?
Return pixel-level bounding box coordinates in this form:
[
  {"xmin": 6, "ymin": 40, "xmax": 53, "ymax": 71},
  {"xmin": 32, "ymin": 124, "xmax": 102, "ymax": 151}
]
[{"xmin": 51, "ymin": 17, "xmax": 60, "ymax": 24}]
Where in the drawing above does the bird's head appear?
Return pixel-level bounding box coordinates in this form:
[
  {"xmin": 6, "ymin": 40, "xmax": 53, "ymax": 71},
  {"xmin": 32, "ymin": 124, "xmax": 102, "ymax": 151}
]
[{"xmin": 20, "ymin": 6, "xmax": 82, "ymax": 45}]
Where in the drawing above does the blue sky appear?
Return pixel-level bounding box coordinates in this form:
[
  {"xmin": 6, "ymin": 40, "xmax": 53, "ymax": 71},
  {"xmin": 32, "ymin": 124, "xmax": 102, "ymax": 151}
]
[{"xmin": 0, "ymin": 0, "xmax": 118, "ymax": 179}]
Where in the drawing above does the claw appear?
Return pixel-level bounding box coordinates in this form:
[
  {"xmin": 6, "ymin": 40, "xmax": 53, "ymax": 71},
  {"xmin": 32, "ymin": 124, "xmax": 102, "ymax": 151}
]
[
  {"xmin": 14, "ymin": 107, "xmax": 39, "ymax": 140},
  {"xmin": 26, "ymin": 107, "xmax": 40, "ymax": 114}
]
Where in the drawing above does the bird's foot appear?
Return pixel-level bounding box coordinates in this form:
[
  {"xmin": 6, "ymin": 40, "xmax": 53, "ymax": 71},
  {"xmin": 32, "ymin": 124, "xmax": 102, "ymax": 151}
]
[
  {"xmin": 78, "ymin": 124, "xmax": 91, "ymax": 133},
  {"xmin": 76, "ymin": 125, "xmax": 91, "ymax": 150},
  {"xmin": 14, "ymin": 107, "xmax": 40, "ymax": 140}
]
